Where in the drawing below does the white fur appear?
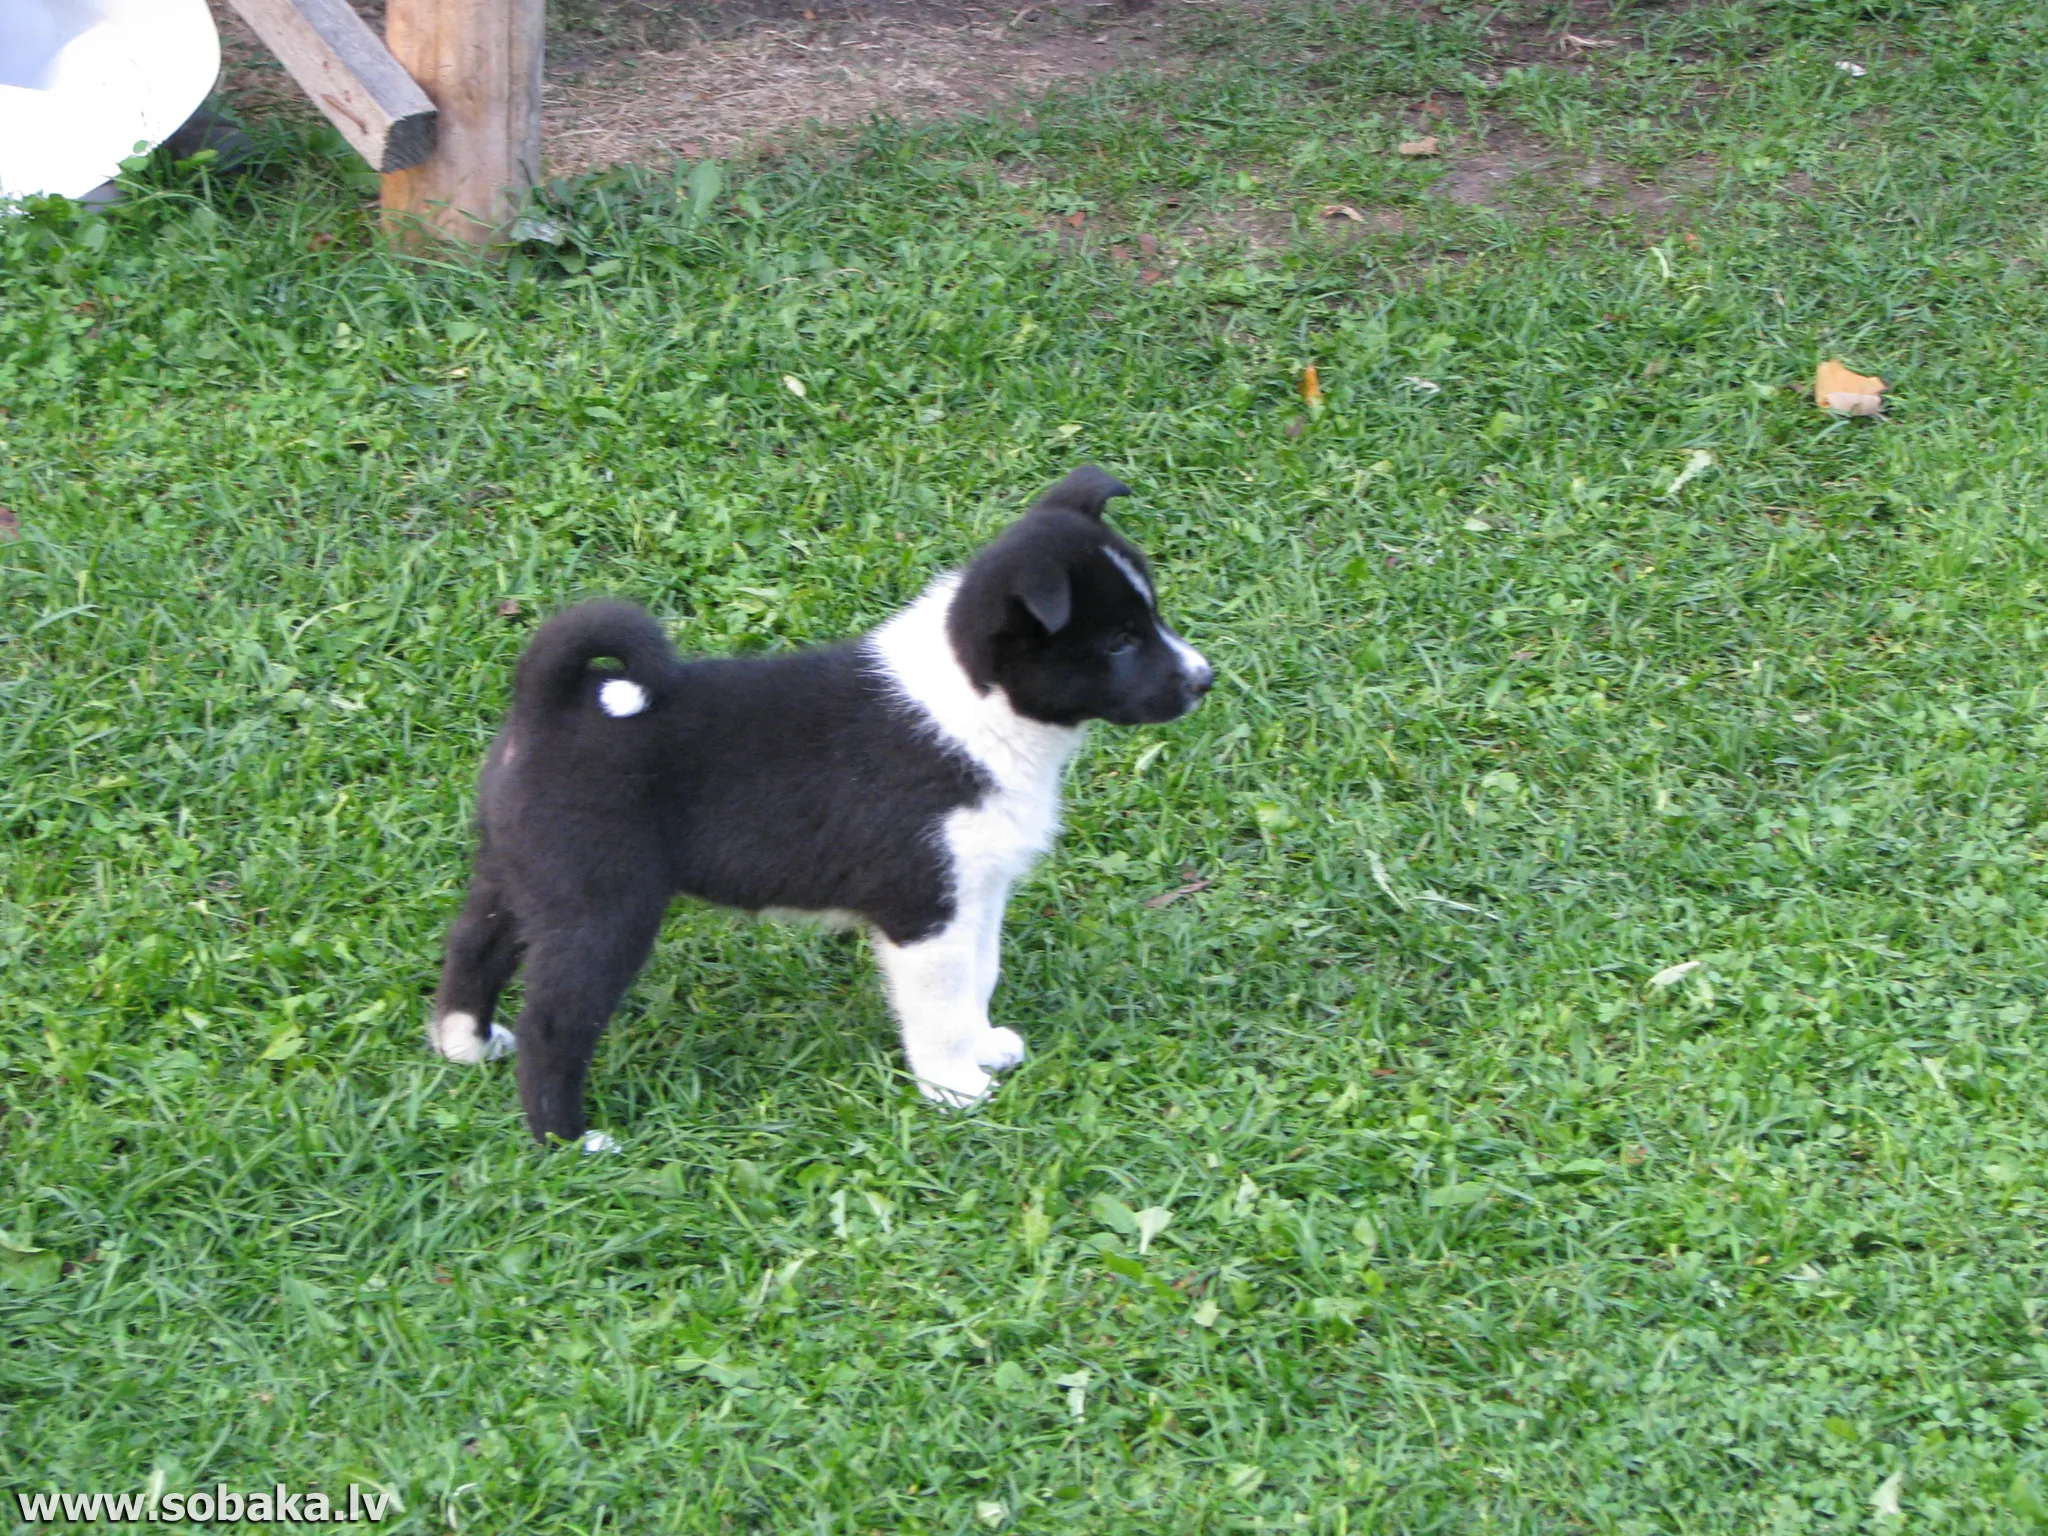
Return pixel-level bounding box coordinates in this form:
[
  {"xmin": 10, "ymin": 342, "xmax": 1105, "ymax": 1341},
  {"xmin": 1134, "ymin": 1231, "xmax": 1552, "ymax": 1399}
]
[
  {"xmin": 580, "ymin": 1130, "xmax": 620, "ymax": 1155},
  {"xmin": 598, "ymin": 678, "xmax": 648, "ymax": 717},
  {"xmin": 1163, "ymin": 628, "xmax": 1212, "ymax": 689},
  {"xmin": 1101, "ymin": 543, "xmax": 1211, "ymax": 692},
  {"xmin": 1102, "ymin": 545, "xmax": 1154, "ymax": 607},
  {"xmin": 430, "ymin": 1011, "xmax": 516, "ymax": 1064},
  {"xmin": 868, "ymin": 575, "xmax": 1084, "ymax": 795},
  {"xmin": 866, "ymin": 574, "xmax": 1084, "ymax": 1105}
]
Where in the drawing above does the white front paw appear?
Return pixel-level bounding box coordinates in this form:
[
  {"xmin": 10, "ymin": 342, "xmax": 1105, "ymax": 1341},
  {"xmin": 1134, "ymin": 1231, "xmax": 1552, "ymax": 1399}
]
[
  {"xmin": 913, "ymin": 1059, "xmax": 995, "ymax": 1110},
  {"xmin": 973, "ymin": 1027, "xmax": 1026, "ymax": 1072}
]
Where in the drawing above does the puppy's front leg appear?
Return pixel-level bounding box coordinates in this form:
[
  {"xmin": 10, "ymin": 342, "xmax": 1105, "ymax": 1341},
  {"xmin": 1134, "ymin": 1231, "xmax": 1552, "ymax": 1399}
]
[
  {"xmin": 873, "ymin": 884, "xmax": 1022, "ymax": 1106},
  {"xmin": 969, "ymin": 880, "xmax": 1025, "ymax": 1074}
]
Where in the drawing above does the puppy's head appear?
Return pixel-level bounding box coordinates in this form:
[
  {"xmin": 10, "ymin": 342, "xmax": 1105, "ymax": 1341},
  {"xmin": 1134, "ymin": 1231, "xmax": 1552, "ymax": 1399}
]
[{"xmin": 948, "ymin": 467, "xmax": 1214, "ymax": 727}]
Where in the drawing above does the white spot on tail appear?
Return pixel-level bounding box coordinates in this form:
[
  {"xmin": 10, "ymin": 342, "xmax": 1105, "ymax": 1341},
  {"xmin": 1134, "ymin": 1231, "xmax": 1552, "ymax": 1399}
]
[
  {"xmin": 1102, "ymin": 546, "xmax": 1153, "ymax": 607},
  {"xmin": 598, "ymin": 678, "xmax": 648, "ymax": 717},
  {"xmin": 430, "ymin": 1012, "xmax": 516, "ymax": 1064}
]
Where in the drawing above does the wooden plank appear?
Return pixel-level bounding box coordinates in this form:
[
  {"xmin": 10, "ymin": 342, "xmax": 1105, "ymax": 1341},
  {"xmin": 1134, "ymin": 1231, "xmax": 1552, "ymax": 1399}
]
[
  {"xmin": 224, "ymin": 0, "xmax": 436, "ymax": 173},
  {"xmin": 380, "ymin": 0, "xmax": 546, "ymax": 245}
]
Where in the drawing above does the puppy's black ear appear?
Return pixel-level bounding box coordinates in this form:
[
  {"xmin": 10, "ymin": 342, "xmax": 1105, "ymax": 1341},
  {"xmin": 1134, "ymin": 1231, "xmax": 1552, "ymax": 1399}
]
[
  {"xmin": 1034, "ymin": 465, "xmax": 1132, "ymax": 521},
  {"xmin": 1012, "ymin": 561, "xmax": 1072, "ymax": 634}
]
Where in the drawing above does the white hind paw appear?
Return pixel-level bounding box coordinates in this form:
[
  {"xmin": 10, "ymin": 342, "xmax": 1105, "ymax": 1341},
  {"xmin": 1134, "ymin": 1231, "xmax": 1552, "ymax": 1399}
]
[{"xmin": 430, "ymin": 1012, "xmax": 515, "ymax": 1064}]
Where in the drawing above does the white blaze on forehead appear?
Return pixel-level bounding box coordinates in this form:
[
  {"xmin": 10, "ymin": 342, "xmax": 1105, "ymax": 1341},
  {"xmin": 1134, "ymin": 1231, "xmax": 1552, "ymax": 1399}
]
[
  {"xmin": 1101, "ymin": 545, "xmax": 1153, "ymax": 608},
  {"xmin": 598, "ymin": 678, "xmax": 648, "ymax": 717}
]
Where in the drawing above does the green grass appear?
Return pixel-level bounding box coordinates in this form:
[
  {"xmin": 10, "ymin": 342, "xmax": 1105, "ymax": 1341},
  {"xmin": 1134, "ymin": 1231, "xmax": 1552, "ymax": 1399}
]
[{"xmin": 7, "ymin": 0, "xmax": 2048, "ymax": 1528}]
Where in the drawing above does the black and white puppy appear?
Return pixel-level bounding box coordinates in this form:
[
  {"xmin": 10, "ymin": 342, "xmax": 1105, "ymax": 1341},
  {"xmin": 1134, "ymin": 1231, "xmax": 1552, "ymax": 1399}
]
[{"xmin": 428, "ymin": 467, "xmax": 1212, "ymax": 1146}]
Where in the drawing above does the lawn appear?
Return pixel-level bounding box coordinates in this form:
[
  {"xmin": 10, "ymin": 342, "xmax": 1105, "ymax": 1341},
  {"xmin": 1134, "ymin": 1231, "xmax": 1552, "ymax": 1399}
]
[{"xmin": 6, "ymin": 0, "xmax": 2048, "ymax": 1529}]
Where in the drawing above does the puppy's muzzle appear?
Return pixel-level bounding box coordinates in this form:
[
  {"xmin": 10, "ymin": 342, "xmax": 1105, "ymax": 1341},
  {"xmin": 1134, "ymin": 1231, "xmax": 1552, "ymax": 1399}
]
[{"xmin": 1164, "ymin": 627, "xmax": 1213, "ymax": 714}]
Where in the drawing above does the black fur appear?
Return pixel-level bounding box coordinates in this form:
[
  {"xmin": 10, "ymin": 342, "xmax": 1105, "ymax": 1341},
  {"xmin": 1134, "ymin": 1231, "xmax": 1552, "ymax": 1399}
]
[
  {"xmin": 431, "ymin": 467, "xmax": 1210, "ymax": 1143},
  {"xmin": 951, "ymin": 468, "xmax": 1195, "ymax": 726}
]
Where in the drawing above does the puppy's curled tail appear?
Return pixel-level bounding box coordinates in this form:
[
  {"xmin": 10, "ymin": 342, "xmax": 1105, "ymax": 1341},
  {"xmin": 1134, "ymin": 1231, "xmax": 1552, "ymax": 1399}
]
[{"xmin": 512, "ymin": 601, "xmax": 678, "ymax": 720}]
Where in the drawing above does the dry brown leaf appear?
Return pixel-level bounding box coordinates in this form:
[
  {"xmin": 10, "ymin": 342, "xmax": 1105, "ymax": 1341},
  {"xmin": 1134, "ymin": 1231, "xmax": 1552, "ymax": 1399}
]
[
  {"xmin": 1065, "ymin": 210, "xmax": 1087, "ymax": 229},
  {"xmin": 1300, "ymin": 364, "xmax": 1323, "ymax": 407},
  {"xmin": 0, "ymin": 506, "xmax": 17, "ymax": 540},
  {"xmin": 1137, "ymin": 231, "xmax": 1159, "ymax": 256},
  {"xmin": 1144, "ymin": 878, "xmax": 1212, "ymax": 909},
  {"xmin": 1320, "ymin": 203, "xmax": 1365, "ymax": 222},
  {"xmin": 497, "ymin": 599, "xmax": 523, "ymax": 617},
  {"xmin": 1138, "ymin": 268, "xmax": 1164, "ymax": 285},
  {"xmin": 1815, "ymin": 358, "xmax": 1886, "ymax": 415},
  {"xmin": 1398, "ymin": 136, "xmax": 1440, "ymax": 157}
]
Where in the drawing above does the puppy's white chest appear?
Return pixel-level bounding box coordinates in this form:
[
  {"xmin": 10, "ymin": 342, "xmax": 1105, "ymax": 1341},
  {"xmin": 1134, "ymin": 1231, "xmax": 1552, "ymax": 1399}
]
[
  {"xmin": 948, "ymin": 771, "xmax": 1064, "ymax": 884},
  {"xmin": 868, "ymin": 574, "xmax": 1083, "ymax": 884}
]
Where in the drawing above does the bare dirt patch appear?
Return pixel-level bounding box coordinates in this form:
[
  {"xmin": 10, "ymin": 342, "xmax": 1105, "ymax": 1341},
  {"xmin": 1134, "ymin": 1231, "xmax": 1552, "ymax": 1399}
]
[
  {"xmin": 204, "ymin": 0, "xmax": 1720, "ymax": 230},
  {"xmin": 1426, "ymin": 130, "xmax": 1717, "ymax": 221},
  {"xmin": 1175, "ymin": 202, "xmax": 1301, "ymax": 253},
  {"xmin": 207, "ymin": 0, "xmax": 1199, "ymax": 175},
  {"xmin": 543, "ymin": 16, "xmax": 1176, "ymax": 170}
]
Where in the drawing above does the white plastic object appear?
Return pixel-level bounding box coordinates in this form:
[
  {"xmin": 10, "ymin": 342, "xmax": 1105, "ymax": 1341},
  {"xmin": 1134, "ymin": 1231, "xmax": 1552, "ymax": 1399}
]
[{"xmin": 0, "ymin": 0, "xmax": 221, "ymax": 203}]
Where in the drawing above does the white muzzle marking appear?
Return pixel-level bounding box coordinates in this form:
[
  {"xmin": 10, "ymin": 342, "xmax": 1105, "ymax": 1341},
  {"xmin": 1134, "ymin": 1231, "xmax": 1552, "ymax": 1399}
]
[{"xmin": 1164, "ymin": 628, "xmax": 1212, "ymax": 689}]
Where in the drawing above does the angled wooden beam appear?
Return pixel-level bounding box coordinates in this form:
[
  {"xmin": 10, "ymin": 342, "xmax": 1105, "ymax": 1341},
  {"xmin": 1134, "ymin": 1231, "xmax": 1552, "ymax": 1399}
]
[
  {"xmin": 380, "ymin": 0, "xmax": 546, "ymax": 245},
  {"xmin": 224, "ymin": 0, "xmax": 437, "ymax": 172}
]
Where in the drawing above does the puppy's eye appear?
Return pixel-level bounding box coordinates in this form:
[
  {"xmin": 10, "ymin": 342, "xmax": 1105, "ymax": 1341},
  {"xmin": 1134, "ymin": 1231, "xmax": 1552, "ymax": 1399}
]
[{"xmin": 1105, "ymin": 632, "xmax": 1141, "ymax": 657}]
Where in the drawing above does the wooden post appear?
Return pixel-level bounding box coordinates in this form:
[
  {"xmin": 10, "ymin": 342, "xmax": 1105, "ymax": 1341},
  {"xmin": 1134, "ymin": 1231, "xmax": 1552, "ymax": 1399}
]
[
  {"xmin": 225, "ymin": 0, "xmax": 436, "ymax": 171},
  {"xmin": 380, "ymin": 0, "xmax": 545, "ymax": 244}
]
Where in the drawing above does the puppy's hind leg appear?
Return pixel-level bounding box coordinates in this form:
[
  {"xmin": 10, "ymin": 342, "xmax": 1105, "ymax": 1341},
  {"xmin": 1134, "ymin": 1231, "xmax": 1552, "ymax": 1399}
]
[
  {"xmin": 430, "ymin": 868, "xmax": 524, "ymax": 1064},
  {"xmin": 511, "ymin": 901, "xmax": 665, "ymax": 1146}
]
